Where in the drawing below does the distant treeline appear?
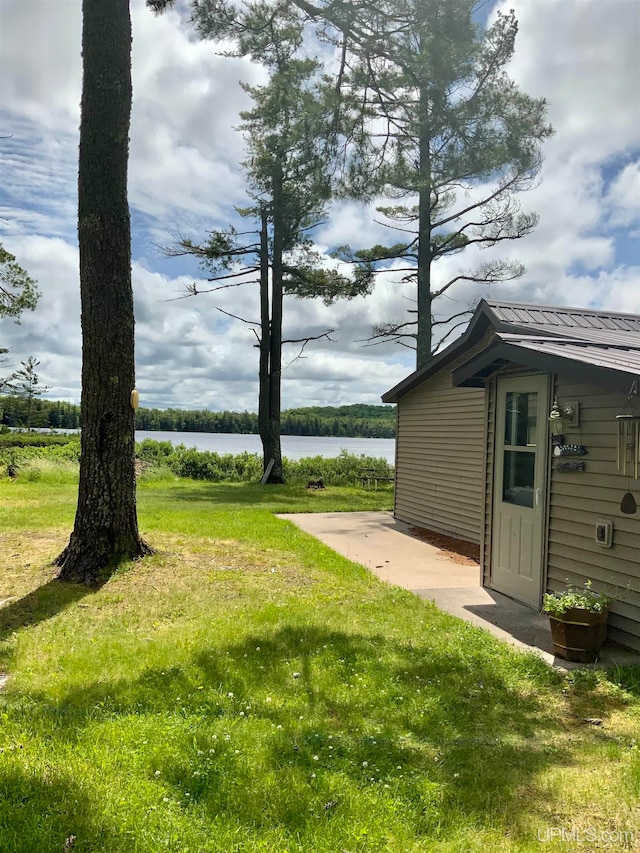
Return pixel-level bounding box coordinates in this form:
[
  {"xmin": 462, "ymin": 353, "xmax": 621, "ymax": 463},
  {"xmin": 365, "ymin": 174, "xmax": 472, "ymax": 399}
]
[{"xmin": 0, "ymin": 396, "xmax": 396, "ymax": 438}]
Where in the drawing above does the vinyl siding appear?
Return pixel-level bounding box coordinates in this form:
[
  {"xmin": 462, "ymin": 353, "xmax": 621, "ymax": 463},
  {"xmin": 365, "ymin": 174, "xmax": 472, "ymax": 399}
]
[
  {"xmin": 547, "ymin": 376, "xmax": 640, "ymax": 652},
  {"xmin": 394, "ymin": 352, "xmax": 486, "ymax": 543}
]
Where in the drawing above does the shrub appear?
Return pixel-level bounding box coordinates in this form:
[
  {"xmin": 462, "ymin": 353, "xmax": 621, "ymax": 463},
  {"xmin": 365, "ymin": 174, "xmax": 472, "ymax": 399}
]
[{"xmin": 0, "ymin": 432, "xmax": 79, "ymax": 449}]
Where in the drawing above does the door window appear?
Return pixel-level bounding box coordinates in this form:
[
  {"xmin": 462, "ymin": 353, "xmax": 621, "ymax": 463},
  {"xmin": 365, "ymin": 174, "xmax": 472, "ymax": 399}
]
[{"xmin": 502, "ymin": 392, "xmax": 537, "ymax": 508}]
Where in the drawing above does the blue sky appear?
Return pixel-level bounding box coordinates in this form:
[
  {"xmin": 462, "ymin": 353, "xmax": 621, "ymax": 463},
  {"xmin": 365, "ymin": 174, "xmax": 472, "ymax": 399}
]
[{"xmin": 0, "ymin": 0, "xmax": 639, "ymax": 411}]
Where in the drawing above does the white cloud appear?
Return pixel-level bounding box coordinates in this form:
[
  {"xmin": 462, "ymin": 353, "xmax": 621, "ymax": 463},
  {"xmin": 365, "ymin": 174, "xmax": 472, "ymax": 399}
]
[
  {"xmin": 1, "ymin": 0, "xmax": 639, "ymax": 412},
  {"xmin": 606, "ymin": 161, "xmax": 640, "ymax": 227}
]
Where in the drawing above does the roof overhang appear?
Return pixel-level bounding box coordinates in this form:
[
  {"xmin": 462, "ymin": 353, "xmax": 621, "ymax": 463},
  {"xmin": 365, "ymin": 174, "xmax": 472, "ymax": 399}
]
[
  {"xmin": 452, "ymin": 339, "xmax": 640, "ymax": 393},
  {"xmin": 381, "ymin": 300, "xmax": 498, "ymax": 403},
  {"xmin": 382, "ymin": 298, "xmax": 640, "ymax": 403}
]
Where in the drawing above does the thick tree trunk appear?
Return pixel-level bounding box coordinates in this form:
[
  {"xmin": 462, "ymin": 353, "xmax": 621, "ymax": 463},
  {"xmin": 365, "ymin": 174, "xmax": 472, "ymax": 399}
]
[
  {"xmin": 263, "ymin": 165, "xmax": 285, "ymax": 484},
  {"xmin": 56, "ymin": 0, "xmax": 150, "ymax": 585}
]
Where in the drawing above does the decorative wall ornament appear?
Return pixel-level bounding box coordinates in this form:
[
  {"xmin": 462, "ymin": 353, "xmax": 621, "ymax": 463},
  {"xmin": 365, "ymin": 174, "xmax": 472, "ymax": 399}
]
[
  {"xmin": 616, "ymin": 381, "xmax": 640, "ymax": 478},
  {"xmin": 554, "ymin": 461, "xmax": 586, "ymax": 472}
]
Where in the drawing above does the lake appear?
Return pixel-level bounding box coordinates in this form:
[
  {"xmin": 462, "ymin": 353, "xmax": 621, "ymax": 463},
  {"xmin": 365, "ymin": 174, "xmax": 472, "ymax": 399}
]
[{"xmin": 135, "ymin": 431, "xmax": 396, "ymax": 463}]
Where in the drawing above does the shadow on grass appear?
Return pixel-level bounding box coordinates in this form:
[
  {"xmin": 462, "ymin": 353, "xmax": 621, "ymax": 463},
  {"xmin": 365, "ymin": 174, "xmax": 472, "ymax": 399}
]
[
  {"xmin": 0, "ymin": 580, "xmax": 95, "ymax": 662},
  {"xmin": 0, "ymin": 768, "xmax": 128, "ymax": 853},
  {"xmin": 18, "ymin": 623, "xmax": 633, "ymax": 846},
  {"xmin": 141, "ymin": 481, "xmax": 387, "ymax": 510}
]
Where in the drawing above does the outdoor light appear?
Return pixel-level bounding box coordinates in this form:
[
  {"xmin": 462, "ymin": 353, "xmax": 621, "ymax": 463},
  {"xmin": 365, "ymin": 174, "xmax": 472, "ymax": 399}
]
[{"xmin": 548, "ymin": 397, "xmax": 577, "ymax": 437}]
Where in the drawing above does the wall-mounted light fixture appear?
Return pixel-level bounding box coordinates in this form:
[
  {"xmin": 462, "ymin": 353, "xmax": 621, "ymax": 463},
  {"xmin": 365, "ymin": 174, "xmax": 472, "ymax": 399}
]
[{"xmin": 548, "ymin": 397, "xmax": 579, "ymax": 437}]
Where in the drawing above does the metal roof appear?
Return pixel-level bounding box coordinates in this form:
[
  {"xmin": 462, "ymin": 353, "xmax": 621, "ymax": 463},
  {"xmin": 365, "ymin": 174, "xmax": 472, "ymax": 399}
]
[
  {"xmin": 382, "ymin": 299, "xmax": 640, "ymax": 403},
  {"xmin": 485, "ymin": 300, "xmax": 640, "ymax": 334},
  {"xmin": 497, "ymin": 333, "xmax": 640, "ymax": 376}
]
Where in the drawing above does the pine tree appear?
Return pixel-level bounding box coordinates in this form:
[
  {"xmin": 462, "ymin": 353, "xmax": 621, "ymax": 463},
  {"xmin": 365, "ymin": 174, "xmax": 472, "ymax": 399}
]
[
  {"xmin": 13, "ymin": 356, "xmax": 51, "ymax": 431},
  {"xmin": 56, "ymin": 0, "xmax": 151, "ymax": 584},
  {"xmin": 162, "ymin": 3, "xmax": 372, "ymax": 482},
  {"xmin": 293, "ymin": 0, "xmax": 553, "ymax": 367}
]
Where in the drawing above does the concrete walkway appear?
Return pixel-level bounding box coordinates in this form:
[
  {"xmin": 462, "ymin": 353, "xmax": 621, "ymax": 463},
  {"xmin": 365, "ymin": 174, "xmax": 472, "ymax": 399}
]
[{"xmin": 279, "ymin": 511, "xmax": 639, "ymax": 670}]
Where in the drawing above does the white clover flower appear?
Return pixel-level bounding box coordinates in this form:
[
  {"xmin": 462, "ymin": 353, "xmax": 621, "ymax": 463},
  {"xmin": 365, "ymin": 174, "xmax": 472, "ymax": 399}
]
[{"xmin": 227, "ymin": 692, "xmax": 234, "ymax": 698}]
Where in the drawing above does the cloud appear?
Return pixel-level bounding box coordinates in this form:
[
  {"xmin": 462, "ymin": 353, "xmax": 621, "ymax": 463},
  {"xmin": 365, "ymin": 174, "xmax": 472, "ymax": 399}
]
[
  {"xmin": 1, "ymin": 0, "xmax": 639, "ymax": 414},
  {"xmin": 606, "ymin": 161, "xmax": 640, "ymax": 228}
]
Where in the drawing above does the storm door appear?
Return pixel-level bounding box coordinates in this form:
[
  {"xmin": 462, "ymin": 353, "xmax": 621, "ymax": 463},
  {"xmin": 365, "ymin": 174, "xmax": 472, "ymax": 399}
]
[{"xmin": 491, "ymin": 375, "xmax": 548, "ymax": 607}]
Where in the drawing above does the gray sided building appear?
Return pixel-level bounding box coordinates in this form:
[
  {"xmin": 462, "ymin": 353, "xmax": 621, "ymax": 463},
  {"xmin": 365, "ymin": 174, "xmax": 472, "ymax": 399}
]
[{"xmin": 383, "ymin": 300, "xmax": 640, "ymax": 652}]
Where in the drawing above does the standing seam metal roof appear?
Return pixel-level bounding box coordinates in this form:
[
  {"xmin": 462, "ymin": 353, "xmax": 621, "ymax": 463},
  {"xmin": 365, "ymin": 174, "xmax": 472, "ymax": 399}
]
[
  {"xmin": 382, "ymin": 299, "xmax": 640, "ymax": 403},
  {"xmin": 486, "ymin": 301, "xmax": 640, "ymax": 333}
]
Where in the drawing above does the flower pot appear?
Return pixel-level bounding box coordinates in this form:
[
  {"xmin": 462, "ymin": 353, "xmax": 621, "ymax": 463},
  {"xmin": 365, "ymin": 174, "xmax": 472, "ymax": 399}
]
[{"xmin": 549, "ymin": 607, "xmax": 609, "ymax": 663}]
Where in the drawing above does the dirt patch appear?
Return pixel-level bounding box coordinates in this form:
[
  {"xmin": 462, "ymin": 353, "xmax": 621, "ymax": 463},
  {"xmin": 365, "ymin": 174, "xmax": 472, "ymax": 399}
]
[{"xmin": 409, "ymin": 526, "xmax": 480, "ymax": 566}]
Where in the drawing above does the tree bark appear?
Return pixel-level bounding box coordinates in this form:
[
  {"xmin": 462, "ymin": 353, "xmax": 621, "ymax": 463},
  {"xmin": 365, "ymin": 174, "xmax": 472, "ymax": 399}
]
[
  {"xmin": 56, "ymin": 0, "xmax": 150, "ymax": 584},
  {"xmin": 257, "ymin": 207, "xmax": 276, "ymax": 478},
  {"xmin": 263, "ymin": 165, "xmax": 285, "ymax": 483}
]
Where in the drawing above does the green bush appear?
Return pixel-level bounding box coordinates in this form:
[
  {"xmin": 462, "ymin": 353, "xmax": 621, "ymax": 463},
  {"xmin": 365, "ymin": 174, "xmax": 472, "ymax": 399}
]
[
  {"xmin": 134, "ymin": 441, "xmax": 393, "ymax": 485},
  {"xmin": 136, "ymin": 438, "xmax": 177, "ymax": 463},
  {"xmin": 284, "ymin": 449, "xmax": 394, "ymax": 486},
  {"xmin": 167, "ymin": 448, "xmax": 263, "ymax": 482},
  {"xmin": 0, "ymin": 437, "xmax": 394, "ymax": 487},
  {"xmin": 0, "ymin": 432, "xmax": 79, "ymax": 448}
]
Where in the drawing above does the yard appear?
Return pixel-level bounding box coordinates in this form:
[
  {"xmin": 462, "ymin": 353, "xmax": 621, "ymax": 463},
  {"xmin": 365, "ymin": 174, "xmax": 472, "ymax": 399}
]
[{"xmin": 0, "ymin": 474, "xmax": 639, "ymax": 852}]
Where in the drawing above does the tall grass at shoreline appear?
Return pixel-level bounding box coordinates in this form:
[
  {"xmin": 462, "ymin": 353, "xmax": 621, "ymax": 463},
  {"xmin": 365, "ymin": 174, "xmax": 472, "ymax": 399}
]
[{"xmin": 0, "ymin": 435, "xmax": 394, "ymax": 487}]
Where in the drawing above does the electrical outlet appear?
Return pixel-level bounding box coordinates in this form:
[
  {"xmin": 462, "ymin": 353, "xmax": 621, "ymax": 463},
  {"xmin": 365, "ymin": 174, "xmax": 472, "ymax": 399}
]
[{"xmin": 595, "ymin": 520, "xmax": 613, "ymax": 548}]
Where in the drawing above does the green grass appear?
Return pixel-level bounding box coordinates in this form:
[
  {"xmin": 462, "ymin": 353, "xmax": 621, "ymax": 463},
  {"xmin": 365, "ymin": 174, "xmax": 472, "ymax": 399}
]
[{"xmin": 0, "ymin": 475, "xmax": 639, "ymax": 853}]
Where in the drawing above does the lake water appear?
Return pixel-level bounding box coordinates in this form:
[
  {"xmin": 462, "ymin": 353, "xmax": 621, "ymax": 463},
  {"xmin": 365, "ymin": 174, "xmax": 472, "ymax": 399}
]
[{"xmin": 135, "ymin": 430, "xmax": 396, "ymax": 463}]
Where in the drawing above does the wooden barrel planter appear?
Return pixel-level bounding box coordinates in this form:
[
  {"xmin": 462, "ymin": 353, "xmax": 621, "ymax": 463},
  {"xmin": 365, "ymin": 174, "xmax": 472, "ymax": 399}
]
[{"xmin": 549, "ymin": 607, "xmax": 609, "ymax": 663}]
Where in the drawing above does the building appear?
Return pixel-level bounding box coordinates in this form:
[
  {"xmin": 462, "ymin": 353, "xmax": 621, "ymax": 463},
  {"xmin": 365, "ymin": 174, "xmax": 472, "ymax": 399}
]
[{"xmin": 382, "ymin": 300, "xmax": 640, "ymax": 651}]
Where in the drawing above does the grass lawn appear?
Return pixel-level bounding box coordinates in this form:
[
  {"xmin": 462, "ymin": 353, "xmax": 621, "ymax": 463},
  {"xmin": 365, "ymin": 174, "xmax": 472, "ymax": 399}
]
[{"xmin": 0, "ymin": 474, "xmax": 639, "ymax": 852}]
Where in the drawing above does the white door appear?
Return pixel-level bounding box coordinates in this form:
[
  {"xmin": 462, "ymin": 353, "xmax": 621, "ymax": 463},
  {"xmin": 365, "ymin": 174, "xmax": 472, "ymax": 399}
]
[{"xmin": 491, "ymin": 375, "xmax": 548, "ymax": 607}]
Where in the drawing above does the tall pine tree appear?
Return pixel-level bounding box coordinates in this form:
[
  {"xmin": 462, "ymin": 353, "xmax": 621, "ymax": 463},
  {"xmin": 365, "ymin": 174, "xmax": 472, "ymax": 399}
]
[{"xmin": 56, "ymin": 0, "xmax": 151, "ymax": 584}]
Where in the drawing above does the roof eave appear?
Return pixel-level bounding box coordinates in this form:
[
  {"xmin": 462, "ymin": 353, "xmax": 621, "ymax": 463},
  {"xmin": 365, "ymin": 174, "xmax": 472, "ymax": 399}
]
[
  {"xmin": 452, "ymin": 341, "xmax": 640, "ymax": 393},
  {"xmin": 381, "ymin": 300, "xmax": 498, "ymax": 403}
]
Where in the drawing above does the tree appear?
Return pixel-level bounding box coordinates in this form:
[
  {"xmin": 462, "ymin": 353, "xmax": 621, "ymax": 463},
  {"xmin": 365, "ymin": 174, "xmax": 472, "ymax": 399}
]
[
  {"xmin": 161, "ymin": 2, "xmax": 373, "ymax": 482},
  {"xmin": 13, "ymin": 356, "xmax": 51, "ymax": 430},
  {"xmin": 0, "ymin": 244, "xmax": 40, "ymax": 390},
  {"xmin": 292, "ymin": 0, "xmax": 553, "ymax": 368},
  {"xmin": 0, "ymin": 244, "xmax": 40, "ymax": 322},
  {"xmin": 55, "ymin": 0, "xmax": 151, "ymax": 584}
]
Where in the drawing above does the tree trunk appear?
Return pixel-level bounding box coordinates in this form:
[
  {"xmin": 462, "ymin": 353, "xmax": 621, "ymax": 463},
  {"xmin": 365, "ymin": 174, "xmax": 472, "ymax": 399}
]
[
  {"xmin": 416, "ymin": 31, "xmax": 433, "ymax": 371},
  {"xmin": 263, "ymin": 165, "xmax": 285, "ymax": 483},
  {"xmin": 56, "ymin": 0, "xmax": 150, "ymax": 585},
  {"xmin": 257, "ymin": 207, "xmax": 275, "ymax": 478}
]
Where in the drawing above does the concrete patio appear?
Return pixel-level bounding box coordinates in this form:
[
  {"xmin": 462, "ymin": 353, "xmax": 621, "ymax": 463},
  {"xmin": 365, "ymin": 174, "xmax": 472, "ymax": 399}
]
[{"xmin": 279, "ymin": 511, "xmax": 639, "ymax": 670}]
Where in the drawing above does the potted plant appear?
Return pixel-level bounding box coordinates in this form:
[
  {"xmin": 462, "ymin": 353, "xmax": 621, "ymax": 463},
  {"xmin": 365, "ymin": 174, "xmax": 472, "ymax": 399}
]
[{"xmin": 543, "ymin": 581, "xmax": 611, "ymax": 663}]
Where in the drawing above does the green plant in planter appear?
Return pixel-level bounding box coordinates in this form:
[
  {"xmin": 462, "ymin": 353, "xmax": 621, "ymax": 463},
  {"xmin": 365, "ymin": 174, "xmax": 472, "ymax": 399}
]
[
  {"xmin": 543, "ymin": 580, "xmax": 611, "ymax": 616},
  {"xmin": 543, "ymin": 581, "xmax": 611, "ymax": 663}
]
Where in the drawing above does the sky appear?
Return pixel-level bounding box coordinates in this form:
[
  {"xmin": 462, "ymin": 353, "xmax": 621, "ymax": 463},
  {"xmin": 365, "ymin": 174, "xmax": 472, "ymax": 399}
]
[{"xmin": 0, "ymin": 0, "xmax": 639, "ymax": 413}]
